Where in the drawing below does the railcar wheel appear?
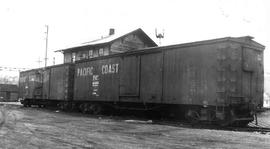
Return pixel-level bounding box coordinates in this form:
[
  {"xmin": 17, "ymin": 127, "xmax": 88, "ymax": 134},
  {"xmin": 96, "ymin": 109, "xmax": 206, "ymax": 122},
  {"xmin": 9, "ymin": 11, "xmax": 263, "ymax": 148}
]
[
  {"xmin": 25, "ymin": 103, "xmax": 31, "ymax": 107},
  {"xmin": 185, "ymin": 110, "xmax": 200, "ymax": 124},
  {"xmin": 91, "ymin": 104, "xmax": 102, "ymax": 115},
  {"xmin": 23, "ymin": 102, "xmax": 27, "ymax": 107},
  {"xmin": 79, "ymin": 104, "xmax": 88, "ymax": 114},
  {"xmin": 71, "ymin": 103, "xmax": 77, "ymax": 111},
  {"xmin": 208, "ymin": 110, "xmax": 217, "ymax": 123},
  {"xmin": 58, "ymin": 102, "xmax": 65, "ymax": 110},
  {"xmin": 63, "ymin": 102, "xmax": 71, "ymax": 111},
  {"xmin": 22, "ymin": 100, "xmax": 30, "ymax": 107}
]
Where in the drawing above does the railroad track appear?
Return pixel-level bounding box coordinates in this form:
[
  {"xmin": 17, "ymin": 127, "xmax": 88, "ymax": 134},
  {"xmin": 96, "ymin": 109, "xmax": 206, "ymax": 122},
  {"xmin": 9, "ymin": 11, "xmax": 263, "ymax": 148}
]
[
  {"xmin": 17, "ymin": 103, "xmax": 270, "ymax": 134},
  {"xmin": 152, "ymin": 120, "xmax": 270, "ymax": 134},
  {"xmin": 227, "ymin": 126, "xmax": 270, "ymax": 134}
]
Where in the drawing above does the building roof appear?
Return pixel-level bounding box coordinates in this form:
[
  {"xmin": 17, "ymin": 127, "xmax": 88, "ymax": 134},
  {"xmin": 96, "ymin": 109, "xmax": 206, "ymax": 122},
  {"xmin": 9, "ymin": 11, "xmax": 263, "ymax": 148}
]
[{"xmin": 56, "ymin": 28, "xmax": 157, "ymax": 53}]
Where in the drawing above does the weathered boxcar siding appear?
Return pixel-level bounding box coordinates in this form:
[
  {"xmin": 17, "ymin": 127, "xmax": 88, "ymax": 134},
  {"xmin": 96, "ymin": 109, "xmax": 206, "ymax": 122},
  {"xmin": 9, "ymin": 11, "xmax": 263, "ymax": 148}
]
[
  {"xmin": 74, "ymin": 57, "xmax": 120, "ymax": 102},
  {"xmin": 28, "ymin": 70, "xmax": 43, "ymax": 99},
  {"xmin": 221, "ymin": 41, "xmax": 264, "ymax": 107},
  {"xmin": 50, "ymin": 66, "xmax": 67, "ymax": 100},
  {"xmin": 67, "ymin": 65, "xmax": 75, "ymax": 100},
  {"xmin": 42, "ymin": 68, "xmax": 50, "ymax": 99},
  {"xmin": 18, "ymin": 72, "xmax": 27, "ymax": 99},
  {"xmin": 242, "ymin": 46, "xmax": 264, "ymax": 107},
  {"xmin": 42, "ymin": 64, "xmax": 74, "ymax": 100},
  {"xmin": 140, "ymin": 52, "xmax": 163, "ymax": 103},
  {"xmin": 215, "ymin": 42, "xmax": 243, "ymax": 106},
  {"xmin": 119, "ymin": 55, "xmax": 140, "ymax": 101},
  {"xmin": 162, "ymin": 42, "xmax": 230, "ymax": 106},
  {"xmin": 19, "ymin": 69, "xmax": 43, "ymax": 99},
  {"xmin": 98, "ymin": 58, "xmax": 120, "ymax": 101},
  {"xmin": 74, "ymin": 62, "xmax": 92, "ymax": 100}
]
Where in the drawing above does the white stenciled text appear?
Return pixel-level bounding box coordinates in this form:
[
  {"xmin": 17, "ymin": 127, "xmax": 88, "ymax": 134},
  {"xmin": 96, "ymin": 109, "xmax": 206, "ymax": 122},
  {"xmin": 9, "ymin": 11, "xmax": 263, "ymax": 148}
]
[
  {"xmin": 77, "ymin": 67, "xmax": 93, "ymax": 77},
  {"xmin": 102, "ymin": 63, "xmax": 119, "ymax": 74}
]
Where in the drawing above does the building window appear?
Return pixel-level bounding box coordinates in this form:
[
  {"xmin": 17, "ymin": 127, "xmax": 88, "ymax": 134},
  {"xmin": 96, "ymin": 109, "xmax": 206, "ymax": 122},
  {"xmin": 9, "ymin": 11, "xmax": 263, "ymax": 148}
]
[
  {"xmin": 89, "ymin": 50, "xmax": 93, "ymax": 58},
  {"xmin": 99, "ymin": 48, "xmax": 104, "ymax": 56},
  {"xmin": 77, "ymin": 54, "xmax": 81, "ymax": 61},
  {"xmin": 82, "ymin": 53, "xmax": 86, "ymax": 59},
  {"xmin": 104, "ymin": 47, "xmax": 109, "ymax": 56},
  {"xmin": 77, "ymin": 52, "xmax": 85, "ymax": 61},
  {"xmin": 72, "ymin": 53, "xmax": 76, "ymax": 63},
  {"xmin": 64, "ymin": 53, "xmax": 72, "ymax": 63},
  {"xmin": 93, "ymin": 50, "xmax": 98, "ymax": 57}
]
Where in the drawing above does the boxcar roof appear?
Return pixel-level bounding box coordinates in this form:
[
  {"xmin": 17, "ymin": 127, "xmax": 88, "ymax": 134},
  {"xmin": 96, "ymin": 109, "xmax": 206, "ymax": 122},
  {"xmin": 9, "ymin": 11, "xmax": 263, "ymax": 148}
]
[
  {"xmin": 20, "ymin": 63, "xmax": 74, "ymax": 74},
  {"xmin": 141, "ymin": 36, "xmax": 265, "ymax": 51},
  {"xmin": 20, "ymin": 67, "xmax": 43, "ymax": 74},
  {"xmin": 111, "ymin": 36, "xmax": 265, "ymax": 55}
]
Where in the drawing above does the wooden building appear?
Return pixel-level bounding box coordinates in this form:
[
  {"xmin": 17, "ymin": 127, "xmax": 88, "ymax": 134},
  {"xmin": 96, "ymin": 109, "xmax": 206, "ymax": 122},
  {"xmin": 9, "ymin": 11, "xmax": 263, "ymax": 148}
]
[
  {"xmin": 56, "ymin": 28, "xmax": 157, "ymax": 63},
  {"xmin": 0, "ymin": 84, "xmax": 18, "ymax": 102}
]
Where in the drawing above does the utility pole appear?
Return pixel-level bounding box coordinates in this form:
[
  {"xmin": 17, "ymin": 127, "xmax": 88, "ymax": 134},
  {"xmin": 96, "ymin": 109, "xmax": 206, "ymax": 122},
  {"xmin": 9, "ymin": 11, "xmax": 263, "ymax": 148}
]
[
  {"xmin": 45, "ymin": 25, "xmax": 49, "ymax": 68},
  {"xmin": 37, "ymin": 57, "xmax": 42, "ymax": 67}
]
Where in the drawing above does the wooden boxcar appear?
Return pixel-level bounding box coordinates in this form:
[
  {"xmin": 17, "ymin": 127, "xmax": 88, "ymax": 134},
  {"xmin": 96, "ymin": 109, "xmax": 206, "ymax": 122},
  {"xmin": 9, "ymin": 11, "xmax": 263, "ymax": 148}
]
[
  {"xmin": 42, "ymin": 63, "xmax": 74, "ymax": 107},
  {"xmin": 73, "ymin": 36, "xmax": 264, "ymax": 125},
  {"xmin": 19, "ymin": 64, "xmax": 74, "ymax": 107},
  {"xmin": 19, "ymin": 68, "xmax": 43, "ymax": 103}
]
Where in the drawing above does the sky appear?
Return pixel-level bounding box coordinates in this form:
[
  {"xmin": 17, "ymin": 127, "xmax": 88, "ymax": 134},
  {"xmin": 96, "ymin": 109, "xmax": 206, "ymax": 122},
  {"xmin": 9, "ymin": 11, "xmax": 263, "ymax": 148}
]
[{"xmin": 0, "ymin": 0, "xmax": 269, "ymax": 73}]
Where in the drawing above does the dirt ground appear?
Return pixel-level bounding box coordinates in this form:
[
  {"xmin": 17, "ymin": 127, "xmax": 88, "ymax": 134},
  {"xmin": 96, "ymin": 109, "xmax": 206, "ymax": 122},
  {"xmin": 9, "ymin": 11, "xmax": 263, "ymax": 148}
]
[
  {"xmin": 0, "ymin": 103, "xmax": 270, "ymax": 149},
  {"xmin": 249, "ymin": 109, "xmax": 270, "ymax": 128}
]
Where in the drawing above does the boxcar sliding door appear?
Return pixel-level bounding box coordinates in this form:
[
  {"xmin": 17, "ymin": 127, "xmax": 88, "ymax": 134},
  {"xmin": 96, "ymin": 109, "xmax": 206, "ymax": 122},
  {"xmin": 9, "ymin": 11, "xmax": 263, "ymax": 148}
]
[
  {"xmin": 119, "ymin": 55, "xmax": 140, "ymax": 101},
  {"xmin": 140, "ymin": 52, "xmax": 163, "ymax": 103}
]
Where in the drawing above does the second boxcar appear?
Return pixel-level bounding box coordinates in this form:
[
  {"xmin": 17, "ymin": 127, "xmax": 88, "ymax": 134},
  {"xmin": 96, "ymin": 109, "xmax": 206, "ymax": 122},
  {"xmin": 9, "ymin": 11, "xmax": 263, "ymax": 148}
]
[
  {"xmin": 42, "ymin": 63, "xmax": 74, "ymax": 107},
  {"xmin": 19, "ymin": 68, "xmax": 43, "ymax": 104}
]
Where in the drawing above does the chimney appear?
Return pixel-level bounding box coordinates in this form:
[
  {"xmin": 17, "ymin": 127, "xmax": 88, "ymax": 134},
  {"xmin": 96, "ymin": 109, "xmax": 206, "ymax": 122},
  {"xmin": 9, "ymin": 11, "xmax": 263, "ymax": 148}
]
[{"xmin": 109, "ymin": 28, "xmax": 115, "ymax": 35}]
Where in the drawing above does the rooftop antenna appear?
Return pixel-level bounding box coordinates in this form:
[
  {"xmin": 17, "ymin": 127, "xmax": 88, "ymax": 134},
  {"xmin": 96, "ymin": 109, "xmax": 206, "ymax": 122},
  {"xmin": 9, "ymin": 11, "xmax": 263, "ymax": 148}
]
[{"xmin": 155, "ymin": 28, "xmax": 164, "ymax": 45}]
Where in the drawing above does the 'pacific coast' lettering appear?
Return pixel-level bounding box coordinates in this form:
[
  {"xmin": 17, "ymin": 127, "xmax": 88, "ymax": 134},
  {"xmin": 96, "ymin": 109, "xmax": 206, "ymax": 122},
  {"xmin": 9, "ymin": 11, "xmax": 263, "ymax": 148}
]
[
  {"xmin": 102, "ymin": 63, "xmax": 119, "ymax": 74},
  {"xmin": 77, "ymin": 67, "xmax": 93, "ymax": 76}
]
